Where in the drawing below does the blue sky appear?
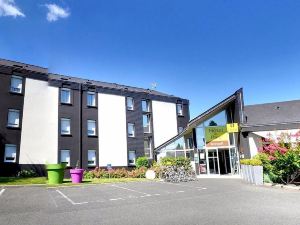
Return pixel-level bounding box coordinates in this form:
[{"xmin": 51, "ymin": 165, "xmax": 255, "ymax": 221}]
[{"xmin": 1, "ymin": 0, "xmax": 300, "ymax": 118}]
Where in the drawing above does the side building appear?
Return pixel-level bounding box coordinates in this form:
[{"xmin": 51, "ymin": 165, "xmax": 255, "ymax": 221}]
[{"xmin": 0, "ymin": 59, "xmax": 189, "ymax": 176}]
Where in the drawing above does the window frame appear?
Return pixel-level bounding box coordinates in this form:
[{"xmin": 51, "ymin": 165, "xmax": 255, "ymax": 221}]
[
  {"xmin": 87, "ymin": 150, "xmax": 97, "ymax": 166},
  {"xmin": 143, "ymin": 114, "xmax": 151, "ymax": 133},
  {"xmin": 60, "ymin": 88, "xmax": 72, "ymax": 104},
  {"xmin": 87, "ymin": 119, "xmax": 97, "ymax": 136},
  {"xmin": 60, "ymin": 118, "xmax": 71, "ymax": 135},
  {"xmin": 128, "ymin": 123, "xmax": 135, "ymax": 137},
  {"xmin": 177, "ymin": 103, "xmax": 183, "ymax": 116},
  {"xmin": 7, "ymin": 109, "xmax": 20, "ymax": 128},
  {"xmin": 4, "ymin": 144, "xmax": 17, "ymax": 163},
  {"xmin": 87, "ymin": 91, "xmax": 97, "ymax": 107},
  {"xmin": 126, "ymin": 97, "xmax": 134, "ymax": 111},
  {"xmin": 128, "ymin": 150, "xmax": 136, "ymax": 166},
  {"xmin": 178, "ymin": 126, "xmax": 184, "ymax": 133},
  {"xmin": 60, "ymin": 149, "xmax": 70, "ymax": 166},
  {"xmin": 10, "ymin": 75, "xmax": 23, "ymax": 94},
  {"xmin": 142, "ymin": 100, "xmax": 150, "ymax": 112}
]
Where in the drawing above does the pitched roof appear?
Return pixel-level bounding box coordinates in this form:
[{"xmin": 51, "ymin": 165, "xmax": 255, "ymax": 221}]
[{"xmin": 243, "ymin": 100, "xmax": 300, "ymax": 129}]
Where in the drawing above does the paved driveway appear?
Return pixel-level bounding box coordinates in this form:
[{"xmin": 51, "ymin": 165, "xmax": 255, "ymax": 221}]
[{"xmin": 0, "ymin": 179, "xmax": 300, "ymax": 225}]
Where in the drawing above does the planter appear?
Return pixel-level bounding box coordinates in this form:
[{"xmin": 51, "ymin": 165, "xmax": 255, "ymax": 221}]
[
  {"xmin": 46, "ymin": 163, "xmax": 66, "ymax": 184},
  {"xmin": 252, "ymin": 166, "xmax": 263, "ymax": 185},
  {"xmin": 70, "ymin": 169, "xmax": 84, "ymax": 183}
]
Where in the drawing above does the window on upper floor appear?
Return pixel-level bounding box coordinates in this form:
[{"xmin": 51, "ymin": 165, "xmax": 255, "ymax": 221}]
[
  {"xmin": 7, "ymin": 109, "xmax": 20, "ymax": 128},
  {"xmin": 128, "ymin": 123, "xmax": 135, "ymax": 137},
  {"xmin": 87, "ymin": 120, "xmax": 97, "ymax": 136},
  {"xmin": 144, "ymin": 138, "xmax": 152, "ymax": 159},
  {"xmin": 142, "ymin": 100, "xmax": 150, "ymax": 112},
  {"xmin": 127, "ymin": 97, "xmax": 134, "ymax": 110},
  {"xmin": 60, "ymin": 150, "xmax": 70, "ymax": 166},
  {"xmin": 61, "ymin": 118, "xmax": 71, "ymax": 135},
  {"xmin": 4, "ymin": 144, "xmax": 17, "ymax": 163},
  {"xmin": 88, "ymin": 150, "xmax": 96, "ymax": 166},
  {"xmin": 143, "ymin": 114, "xmax": 151, "ymax": 133},
  {"xmin": 60, "ymin": 88, "xmax": 71, "ymax": 104},
  {"xmin": 87, "ymin": 92, "xmax": 96, "ymax": 107},
  {"xmin": 177, "ymin": 103, "xmax": 183, "ymax": 116},
  {"xmin": 178, "ymin": 127, "xmax": 184, "ymax": 133},
  {"xmin": 10, "ymin": 75, "xmax": 23, "ymax": 94}
]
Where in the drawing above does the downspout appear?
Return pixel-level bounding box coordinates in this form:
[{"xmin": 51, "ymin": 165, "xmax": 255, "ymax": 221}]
[{"xmin": 79, "ymin": 84, "xmax": 83, "ymax": 168}]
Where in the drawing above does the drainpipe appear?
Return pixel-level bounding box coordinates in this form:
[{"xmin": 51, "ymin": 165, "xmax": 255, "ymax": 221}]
[{"xmin": 79, "ymin": 84, "xmax": 83, "ymax": 168}]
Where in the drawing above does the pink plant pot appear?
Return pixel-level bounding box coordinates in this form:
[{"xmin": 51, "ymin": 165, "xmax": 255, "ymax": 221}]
[{"xmin": 70, "ymin": 169, "xmax": 84, "ymax": 184}]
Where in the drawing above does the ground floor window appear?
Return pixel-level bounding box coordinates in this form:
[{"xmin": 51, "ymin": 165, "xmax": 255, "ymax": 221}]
[
  {"xmin": 4, "ymin": 144, "xmax": 17, "ymax": 163},
  {"xmin": 88, "ymin": 150, "xmax": 96, "ymax": 166},
  {"xmin": 60, "ymin": 150, "xmax": 70, "ymax": 166},
  {"xmin": 128, "ymin": 151, "xmax": 136, "ymax": 165}
]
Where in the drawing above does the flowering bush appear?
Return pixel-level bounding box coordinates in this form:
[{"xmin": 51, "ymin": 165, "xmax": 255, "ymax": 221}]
[{"xmin": 255, "ymin": 136, "xmax": 300, "ymax": 184}]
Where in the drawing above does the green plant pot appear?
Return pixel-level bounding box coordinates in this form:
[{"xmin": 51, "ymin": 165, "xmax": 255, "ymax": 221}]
[{"xmin": 46, "ymin": 163, "xmax": 66, "ymax": 184}]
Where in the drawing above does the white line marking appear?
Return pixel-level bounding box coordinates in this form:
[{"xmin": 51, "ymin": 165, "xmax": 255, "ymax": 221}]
[
  {"xmin": 176, "ymin": 191, "xmax": 185, "ymax": 193},
  {"xmin": 109, "ymin": 198, "xmax": 124, "ymax": 201},
  {"xmin": 0, "ymin": 189, "xmax": 5, "ymax": 197},
  {"xmin": 154, "ymin": 194, "xmax": 161, "ymax": 196},
  {"xmin": 159, "ymin": 182, "xmax": 207, "ymax": 190},
  {"xmin": 111, "ymin": 184, "xmax": 150, "ymax": 196},
  {"xmin": 56, "ymin": 190, "xmax": 88, "ymax": 205}
]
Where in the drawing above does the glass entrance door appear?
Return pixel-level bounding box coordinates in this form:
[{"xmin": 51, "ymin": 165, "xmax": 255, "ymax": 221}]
[{"xmin": 207, "ymin": 149, "xmax": 219, "ymax": 174}]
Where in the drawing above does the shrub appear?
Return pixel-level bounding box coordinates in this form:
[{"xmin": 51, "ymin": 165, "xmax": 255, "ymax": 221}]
[
  {"xmin": 17, "ymin": 169, "xmax": 38, "ymax": 178},
  {"xmin": 83, "ymin": 167, "xmax": 147, "ymax": 179},
  {"xmin": 240, "ymin": 159, "xmax": 262, "ymax": 166},
  {"xmin": 136, "ymin": 157, "xmax": 149, "ymax": 168}
]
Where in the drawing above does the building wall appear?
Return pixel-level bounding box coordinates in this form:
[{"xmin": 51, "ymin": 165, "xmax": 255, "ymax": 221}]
[
  {"xmin": 152, "ymin": 101, "xmax": 178, "ymax": 148},
  {"xmin": 98, "ymin": 93, "xmax": 128, "ymax": 167},
  {"xmin": 19, "ymin": 78, "xmax": 59, "ymax": 164},
  {"xmin": 248, "ymin": 133, "xmax": 262, "ymax": 158}
]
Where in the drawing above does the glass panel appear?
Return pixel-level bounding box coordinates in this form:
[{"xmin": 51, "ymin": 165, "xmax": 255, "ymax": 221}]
[
  {"xmin": 128, "ymin": 123, "xmax": 135, "ymax": 137},
  {"xmin": 176, "ymin": 151, "xmax": 185, "ymax": 158},
  {"xmin": 88, "ymin": 150, "xmax": 96, "ymax": 166},
  {"xmin": 166, "ymin": 151, "xmax": 175, "ymax": 158},
  {"xmin": 60, "ymin": 150, "xmax": 70, "ymax": 166},
  {"xmin": 177, "ymin": 103, "xmax": 183, "ymax": 115},
  {"xmin": 143, "ymin": 114, "xmax": 151, "ymax": 133},
  {"xmin": 7, "ymin": 109, "xmax": 20, "ymax": 127},
  {"xmin": 127, "ymin": 97, "xmax": 134, "ymax": 110},
  {"xmin": 61, "ymin": 88, "xmax": 71, "ymax": 104},
  {"xmin": 61, "ymin": 118, "xmax": 71, "ymax": 135},
  {"xmin": 144, "ymin": 138, "xmax": 152, "ymax": 158},
  {"xmin": 230, "ymin": 148, "xmax": 239, "ymax": 175},
  {"xmin": 128, "ymin": 151, "xmax": 136, "ymax": 165},
  {"xmin": 10, "ymin": 76, "xmax": 23, "ymax": 93},
  {"xmin": 204, "ymin": 110, "xmax": 227, "ymax": 127},
  {"xmin": 165, "ymin": 137, "xmax": 185, "ymax": 150},
  {"xmin": 196, "ymin": 126, "xmax": 205, "ymax": 148},
  {"xmin": 87, "ymin": 120, "xmax": 96, "ymax": 136},
  {"xmin": 142, "ymin": 100, "xmax": 150, "ymax": 112},
  {"xmin": 178, "ymin": 127, "xmax": 184, "ymax": 133},
  {"xmin": 207, "ymin": 149, "xmax": 219, "ymax": 174},
  {"xmin": 4, "ymin": 144, "xmax": 17, "ymax": 163},
  {"xmin": 87, "ymin": 92, "xmax": 96, "ymax": 106}
]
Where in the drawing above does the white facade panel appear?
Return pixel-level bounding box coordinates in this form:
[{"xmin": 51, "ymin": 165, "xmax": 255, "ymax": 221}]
[
  {"xmin": 98, "ymin": 94, "xmax": 128, "ymax": 167},
  {"xmin": 19, "ymin": 78, "xmax": 59, "ymax": 164},
  {"xmin": 248, "ymin": 134, "xmax": 261, "ymax": 158},
  {"xmin": 152, "ymin": 101, "xmax": 178, "ymax": 148}
]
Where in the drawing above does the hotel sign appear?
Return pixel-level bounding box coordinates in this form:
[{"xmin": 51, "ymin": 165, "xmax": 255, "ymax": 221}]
[
  {"xmin": 226, "ymin": 123, "xmax": 239, "ymax": 133},
  {"xmin": 205, "ymin": 126, "xmax": 229, "ymax": 147}
]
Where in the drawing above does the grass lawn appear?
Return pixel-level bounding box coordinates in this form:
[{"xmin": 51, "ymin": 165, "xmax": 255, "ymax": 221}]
[{"xmin": 0, "ymin": 177, "xmax": 148, "ymax": 186}]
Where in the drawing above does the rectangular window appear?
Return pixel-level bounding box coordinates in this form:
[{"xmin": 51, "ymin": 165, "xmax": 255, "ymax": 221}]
[
  {"xmin": 87, "ymin": 120, "xmax": 97, "ymax": 136},
  {"xmin": 88, "ymin": 150, "xmax": 96, "ymax": 166},
  {"xmin": 61, "ymin": 118, "xmax": 71, "ymax": 135},
  {"xmin": 127, "ymin": 97, "xmax": 134, "ymax": 110},
  {"xmin": 128, "ymin": 151, "xmax": 136, "ymax": 165},
  {"xmin": 143, "ymin": 114, "xmax": 151, "ymax": 133},
  {"xmin": 60, "ymin": 150, "xmax": 70, "ymax": 166},
  {"xmin": 178, "ymin": 127, "xmax": 184, "ymax": 133},
  {"xmin": 128, "ymin": 123, "xmax": 135, "ymax": 137},
  {"xmin": 87, "ymin": 92, "xmax": 96, "ymax": 107},
  {"xmin": 7, "ymin": 109, "xmax": 20, "ymax": 128},
  {"xmin": 10, "ymin": 76, "xmax": 23, "ymax": 93},
  {"xmin": 144, "ymin": 138, "xmax": 152, "ymax": 158},
  {"xmin": 4, "ymin": 144, "xmax": 17, "ymax": 163},
  {"xmin": 60, "ymin": 88, "xmax": 71, "ymax": 104},
  {"xmin": 177, "ymin": 103, "xmax": 183, "ymax": 116},
  {"xmin": 142, "ymin": 100, "xmax": 150, "ymax": 112}
]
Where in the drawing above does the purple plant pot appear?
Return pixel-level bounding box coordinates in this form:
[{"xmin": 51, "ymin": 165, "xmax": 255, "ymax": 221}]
[{"xmin": 70, "ymin": 169, "xmax": 84, "ymax": 184}]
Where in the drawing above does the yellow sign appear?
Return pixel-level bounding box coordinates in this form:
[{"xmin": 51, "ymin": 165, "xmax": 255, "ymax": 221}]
[
  {"xmin": 226, "ymin": 123, "xmax": 239, "ymax": 133},
  {"xmin": 205, "ymin": 126, "xmax": 229, "ymax": 147}
]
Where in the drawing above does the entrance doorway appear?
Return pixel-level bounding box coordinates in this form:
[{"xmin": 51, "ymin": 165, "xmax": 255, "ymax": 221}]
[{"xmin": 205, "ymin": 148, "xmax": 239, "ymax": 175}]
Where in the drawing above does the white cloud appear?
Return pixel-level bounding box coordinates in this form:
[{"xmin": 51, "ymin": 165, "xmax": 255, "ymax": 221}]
[
  {"xmin": 0, "ymin": 0, "xmax": 25, "ymax": 17},
  {"xmin": 45, "ymin": 4, "xmax": 70, "ymax": 22}
]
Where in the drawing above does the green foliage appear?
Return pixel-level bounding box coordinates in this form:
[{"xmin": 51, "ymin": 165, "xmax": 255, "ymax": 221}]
[
  {"xmin": 83, "ymin": 167, "xmax": 147, "ymax": 179},
  {"xmin": 17, "ymin": 169, "xmax": 38, "ymax": 178},
  {"xmin": 136, "ymin": 157, "xmax": 149, "ymax": 168},
  {"xmin": 240, "ymin": 159, "xmax": 262, "ymax": 166},
  {"xmin": 160, "ymin": 157, "xmax": 191, "ymax": 169},
  {"xmin": 240, "ymin": 159, "xmax": 250, "ymax": 165}
]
